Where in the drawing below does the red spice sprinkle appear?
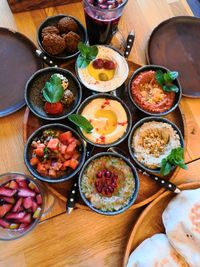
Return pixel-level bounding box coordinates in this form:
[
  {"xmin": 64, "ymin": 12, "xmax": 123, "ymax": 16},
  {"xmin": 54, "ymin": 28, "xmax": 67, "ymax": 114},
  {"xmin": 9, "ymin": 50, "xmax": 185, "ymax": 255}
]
[
  {"xmin": 95, "ymin": 128, "xmax": 99, "ymax": 131},
  {"xmin": 100, "ymin": 136, "xmax": 106, "ymax": 143},
  {"xmin": 118, "ymin": 121, "xmax": 127, "ymax": 126},
  {"xmin": 103, "ymin": 99, "xmax": 110, "ymax": 106},
  {"xmin": 101, "ymin": 105, "xmax": 105, "ymax": 109},
  {"xmin": 89, "ymin": 119, "xmax": 93, "ymax": 123}
]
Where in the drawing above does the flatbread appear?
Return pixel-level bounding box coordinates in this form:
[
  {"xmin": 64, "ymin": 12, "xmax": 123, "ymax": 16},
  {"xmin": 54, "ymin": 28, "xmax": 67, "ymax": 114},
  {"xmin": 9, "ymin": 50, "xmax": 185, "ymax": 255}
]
[
  {"xmin": 163, "ymin": 189, "xmax": 200, "ymax": 267},
  {"xmin": 126, "ymin": 233, "xmax": 188, "ymax": 267}
]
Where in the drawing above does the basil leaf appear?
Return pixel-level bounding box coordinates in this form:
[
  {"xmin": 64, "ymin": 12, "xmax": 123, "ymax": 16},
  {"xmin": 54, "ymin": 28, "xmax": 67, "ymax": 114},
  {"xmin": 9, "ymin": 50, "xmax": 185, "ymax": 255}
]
[
  {"xmin": 163, "ymin": 72, "xmax": 173, "ymax": 83},
  {"xmin": 68, "ymin": 114, "xmax": 94, "ymax": 133},
  {"xmin": 50, "ymin": 74, "xmax": 62, "ymax": 86},
  {"xmin": 77, "ymin": 55, "xmax": 91, "ymax": 68},
  {"xmin": 155, "ymin": 70, "xmax": 164, "ymax": 85},
  {"xmin": 88, "ymin": 45, "xmax": 98, "ymax": 60},
  {"xmin": 168, "ymin": 85, "xmax": 179, "ymax": 93}
]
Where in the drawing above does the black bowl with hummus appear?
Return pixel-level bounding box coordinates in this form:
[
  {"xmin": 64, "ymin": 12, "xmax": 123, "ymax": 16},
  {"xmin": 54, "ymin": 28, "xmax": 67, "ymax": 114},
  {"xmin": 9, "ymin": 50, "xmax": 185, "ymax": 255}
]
[
  {"xmin": 25, "ymin": 67, "xmax": 82, "ymax": 121},
  {"xmin": 76, "ymin": 93, "xmax": 132, "ymax": 148},
  {"xmin": 128, "ymin": 65, "xmax": 182, "ymax": 116},
  {"xmin": 78, "ymin": 152, "xmax": 139, "ymax": 215},
  {"xmin": 128, "ymin": 117, "xmax": 184, "ymax": 176}
]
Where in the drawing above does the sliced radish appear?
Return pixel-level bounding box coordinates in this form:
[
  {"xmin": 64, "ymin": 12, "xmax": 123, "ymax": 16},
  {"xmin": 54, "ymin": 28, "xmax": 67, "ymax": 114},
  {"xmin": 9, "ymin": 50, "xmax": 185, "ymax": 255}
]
[
  {"xmin": 36, "ymin": 194, "xmax": 42, "ymax": 205},
  {"xmin": 0, "ymin": 218, "xmax": 10, "ymax": 228},
  {"xmin": 18, "ymin": 188, "xmax": 36, "ymax": 197},
  {"xmin": 6, "ymin": 211, "xmax": 25, "ymax": 220},
  {"xmin": 31, "ymin": 201, "xmax": 38, "ymax": 212},
  {"xmin": 12, "ymin": 198, "xmax": 23, "ymax": 212},
  {"xmin": 0, "ymin": 187, "xmax": 17, "ymax": 197},
  {"xmin": 0, "ymin": 204, "xmax": 12, "ymax": 217}
]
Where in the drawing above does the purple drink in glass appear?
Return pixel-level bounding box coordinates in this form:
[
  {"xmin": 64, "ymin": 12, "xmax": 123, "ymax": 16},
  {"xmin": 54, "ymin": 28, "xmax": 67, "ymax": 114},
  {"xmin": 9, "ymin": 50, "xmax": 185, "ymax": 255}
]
[{"xmin": 83, "ymin": 0, "xmax": 128, "ymax": 45}]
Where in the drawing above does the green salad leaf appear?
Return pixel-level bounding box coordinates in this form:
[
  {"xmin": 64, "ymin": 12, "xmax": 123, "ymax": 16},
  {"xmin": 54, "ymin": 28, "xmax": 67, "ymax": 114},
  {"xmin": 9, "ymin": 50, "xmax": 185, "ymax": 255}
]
[
  {"xmin": 77, "ymin": 42, "xmax": 98, "ymax": 68},
  {"xmin": 155, "ymin": 70, "xmax": 179, "ymax": 93},
  {"xmin": 42, "ymin": 74, "xmax": 64, "ymax": 103},
  {"xmin": 160, "ymin": 147, "xmax": 187, "ymax": 176},
  {"xmin": 68, "ymin": 114, "xmax": 94, "ymax": 133}
]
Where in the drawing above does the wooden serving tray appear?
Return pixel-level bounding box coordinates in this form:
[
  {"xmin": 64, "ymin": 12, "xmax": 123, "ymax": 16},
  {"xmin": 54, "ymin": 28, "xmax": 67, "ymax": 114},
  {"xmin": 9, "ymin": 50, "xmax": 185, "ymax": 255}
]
[
  {"xmin": 23, "ymin": 60, "xmax": 186, "ymax": 212},
  {"xmin": 123, "ymin": 181, "xmax": 200, "ymax": 267}
]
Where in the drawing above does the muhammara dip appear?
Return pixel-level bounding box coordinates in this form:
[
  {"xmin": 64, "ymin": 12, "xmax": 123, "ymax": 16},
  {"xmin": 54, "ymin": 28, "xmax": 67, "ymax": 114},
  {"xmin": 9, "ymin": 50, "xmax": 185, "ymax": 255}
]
[{"xmin": 132, "ymin": 121, "xmax": 181, "ymax": 169}]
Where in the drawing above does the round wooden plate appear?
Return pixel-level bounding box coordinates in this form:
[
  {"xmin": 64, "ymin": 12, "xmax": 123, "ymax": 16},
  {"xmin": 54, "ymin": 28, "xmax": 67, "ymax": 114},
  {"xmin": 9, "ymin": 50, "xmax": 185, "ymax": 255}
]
[
  {"xmin": 147, "ymin": 16, "xmax": 200, "ymax": 98},
  {"xmin": 123, "ymin": 181, "xmax": 200, "ymax": 267},
  {"xmin": 23, "ymin": 60, "xmax": 186, "ymax": 212}
]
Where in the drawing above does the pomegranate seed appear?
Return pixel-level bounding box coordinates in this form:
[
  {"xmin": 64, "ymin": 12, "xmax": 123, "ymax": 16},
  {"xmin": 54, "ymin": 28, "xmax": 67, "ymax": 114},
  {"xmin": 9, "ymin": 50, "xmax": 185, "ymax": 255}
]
[
  {"xmin": 108, "ymin": 186, "xmax": 114, "ymax": 193},
  {"xmin": 103, "ymin": 60, "xmax": 116, "ymax": 70},
  {"xmin": 112, "ymin": 182, "xmax": 117, "ymax": 188},
  {"xmin": 92, "ymin": 59, "xmax": 104, "ymax": 69},
  {"xmin": 96, "ymin": 171, "xmax": 103, "ymax": 178},
  {"xmin": 105, "ymin": 171, "xmax": 111, "ymax": 178}
]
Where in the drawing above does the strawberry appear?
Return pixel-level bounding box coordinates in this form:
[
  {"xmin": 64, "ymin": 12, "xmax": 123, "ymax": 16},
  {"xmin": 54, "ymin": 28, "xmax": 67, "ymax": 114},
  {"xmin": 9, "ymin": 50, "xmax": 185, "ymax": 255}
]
[
  {"xmin": 12, "ymin": 197, "xmax": 23, "ymax": 212},
  {"xmin": 0, "ymin": 204, "xmax": 12, "ymax": 217},
  {"xmin": 0, "ymin": 187, "xmax": 17, "ymax": 197},
  {"xmin": 19, "ymin": 223, "xmax": 29, "ymax": 230},
  {"xmin": 44, "ymin": 102, "xmax": 63, "ymax": 115},
  {"xmin": 0, "ymin": 218, "xmax": 10, "ymax": 228},
  {"xmin": 31, "ymin": 201, "xmax": 38, "ymax": 212},
  {"xmin": 18, "ymin": 214, "xmax": 32, "ymax": 224},
  {"xmin": 17, "ymin": 179, "xmax": 28, "ymax": 189},
  {"xmin": 18, "ymin": 188, "xmax": 36, "ymax": 197},
  {"xmin": 6, "ymin": 211, "xmax": 25, "ymax": 220}
]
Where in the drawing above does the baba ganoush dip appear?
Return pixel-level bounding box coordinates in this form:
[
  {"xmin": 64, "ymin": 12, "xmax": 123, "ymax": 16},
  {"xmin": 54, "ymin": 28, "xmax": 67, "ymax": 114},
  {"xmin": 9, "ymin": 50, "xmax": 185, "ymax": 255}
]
[
  {"xmin": 131, "ymin": 70, "xmax": 176, "ymax": 113},
  {"xmin": 132, "ymin": 121, "xmax": 181, "ymax": 169},
  {"xmin": 80, "ymin": 98, "xmax": 128, "ymax": 145},
  {"xmin": 81, "ymin": 156, "xmax": 135, "ymax": 212}
]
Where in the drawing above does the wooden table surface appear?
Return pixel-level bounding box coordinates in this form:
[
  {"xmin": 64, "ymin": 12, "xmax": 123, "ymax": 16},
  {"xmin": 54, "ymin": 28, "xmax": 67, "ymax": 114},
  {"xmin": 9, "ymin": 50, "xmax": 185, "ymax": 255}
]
[{"xmin": 0, "ymin": 0, "xmax": 200, "ymax": 266}]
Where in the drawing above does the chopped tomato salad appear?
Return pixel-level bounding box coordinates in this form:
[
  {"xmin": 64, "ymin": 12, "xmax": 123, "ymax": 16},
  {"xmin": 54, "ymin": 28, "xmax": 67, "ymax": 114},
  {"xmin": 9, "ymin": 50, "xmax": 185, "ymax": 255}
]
[{"xmin": 30, "ymin": 129, "xmax": 81, "ymax": 178}]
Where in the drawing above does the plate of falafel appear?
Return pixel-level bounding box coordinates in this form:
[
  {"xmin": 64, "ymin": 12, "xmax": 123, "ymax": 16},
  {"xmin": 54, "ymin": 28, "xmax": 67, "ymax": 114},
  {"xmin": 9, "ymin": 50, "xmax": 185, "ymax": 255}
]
[{"xmin": 37, "ymin": 15, "xmax": 87, "ymax": 60}]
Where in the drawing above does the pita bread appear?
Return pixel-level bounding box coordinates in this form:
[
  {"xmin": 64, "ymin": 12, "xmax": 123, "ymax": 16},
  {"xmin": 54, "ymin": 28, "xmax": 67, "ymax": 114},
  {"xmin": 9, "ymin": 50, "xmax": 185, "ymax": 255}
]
[
  {"xmin": 163, "ymin": 189, "xmax": 200, "ymax": 267},
  {"xmin": 126, "ymin": 233, "xmax": 188, "ymax": 267}
]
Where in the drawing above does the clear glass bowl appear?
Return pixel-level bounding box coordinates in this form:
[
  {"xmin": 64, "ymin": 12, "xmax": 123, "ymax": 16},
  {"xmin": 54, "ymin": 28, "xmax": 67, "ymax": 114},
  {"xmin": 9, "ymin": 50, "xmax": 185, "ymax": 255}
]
[{"xmin": 0, "ymin": 172, "xmax": 45, "ymax": 241}]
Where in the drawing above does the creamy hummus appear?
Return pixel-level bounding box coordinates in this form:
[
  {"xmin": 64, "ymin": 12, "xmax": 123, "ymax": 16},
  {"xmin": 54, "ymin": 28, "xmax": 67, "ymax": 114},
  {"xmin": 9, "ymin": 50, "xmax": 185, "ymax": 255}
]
[
  {"xmin": 132, "ymin": 121, "xmax": 181, "ymax": 169},
  {"xmin": 81, "ymin": 98, "xmax": 128, "ymax": 145},
  {"xmin": 131, "ymin": 70, "xmax": 175, "ymax": 113},
  {"xmin": 81, "ymin": 156, "xmax": 135, "ymax": 212},
  {"xmin": 77, "ymin": 46, "xmax": 129, "ymax": 92}
]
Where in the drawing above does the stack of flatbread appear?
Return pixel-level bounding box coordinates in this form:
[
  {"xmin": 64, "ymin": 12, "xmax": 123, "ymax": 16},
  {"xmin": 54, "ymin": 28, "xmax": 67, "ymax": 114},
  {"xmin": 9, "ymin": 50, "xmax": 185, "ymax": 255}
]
[{"xmin": 127, "ymin": 188, "xmax": 200, "ymax": 267}]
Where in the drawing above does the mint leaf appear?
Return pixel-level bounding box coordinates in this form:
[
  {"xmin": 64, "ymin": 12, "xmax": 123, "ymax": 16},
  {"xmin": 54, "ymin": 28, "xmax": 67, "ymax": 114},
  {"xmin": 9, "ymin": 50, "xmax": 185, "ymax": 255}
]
[
  {"xmin": 77, "ymin": 42, "xmax": 98, "ymax": 69},
  {"xmin": 77, "ymin": 55, "xmax": 91, "ymax": 68},
  {"xmin": 42, "ymin": 75, "xmax": 64, "ymax": 103},
  {"xmin": 160, "ymin": 159, "xmax": 172, "ymax": 176},
  {"xmin": 163, "ymin": 72, "xmax": 173, "ymax": 83},
  {"xmin": 155, "ymin": 70, "xmax": 164, "ymax": 85},
  {"xmin": 168, "ymin": 71, "xmax": 178, "ymax": 80},
  {"xmin": 68, "ymin": 114, "xmax": 94, "ymax": 133},
  {"xmin": 160, "ymin": 147, "xmax": 187, "ymax": 175},
  {"xmin": 163, "ymin": 85, "xmax": 179, "ymax": 93}
]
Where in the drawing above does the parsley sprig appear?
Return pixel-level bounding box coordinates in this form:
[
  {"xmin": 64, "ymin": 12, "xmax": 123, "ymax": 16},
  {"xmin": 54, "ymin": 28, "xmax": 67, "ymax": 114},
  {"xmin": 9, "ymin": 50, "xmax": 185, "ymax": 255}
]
[
  {"xmin": 77, "ymin": 42, "xmax": 98, "ymax": 68},
  {"xmin": 68, "ymin": 114, "xmax": 93, "ymax": 133},
  {"xmin": 160, "ymin": 147, "xmax": 187, "ymax": 176},
  {"xmin": 42, "ymin": 74, "xmax": 64, "ymax": 103},
  {"xmin": 156, "ymin": 70, "xmax": 179, "ymax": 93}
]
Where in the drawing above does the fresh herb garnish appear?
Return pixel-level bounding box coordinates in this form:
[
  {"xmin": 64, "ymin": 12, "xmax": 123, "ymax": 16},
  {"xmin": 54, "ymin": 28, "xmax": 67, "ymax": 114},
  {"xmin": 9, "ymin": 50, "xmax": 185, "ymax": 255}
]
[
  {"xmin": 42, "ymin": 74, "xmax": 64, "ymax": 103},
  {"xmin": 156, "ymin": 70, "xmax": 179, "ymax": 93},
  {"xmin": 68, "ymin": 114, "xmax": 93, "ymax": 133},
  {"xmin": 160, "ymin": 147, "xmax": 187, "ymax": 176},
  {"xmin": 77, "ymin": 42, "xmax": 98, "ymax": 68},
  {"xmin": 43, "ymin": 147, "xmax": 49, "ymax": 159}
]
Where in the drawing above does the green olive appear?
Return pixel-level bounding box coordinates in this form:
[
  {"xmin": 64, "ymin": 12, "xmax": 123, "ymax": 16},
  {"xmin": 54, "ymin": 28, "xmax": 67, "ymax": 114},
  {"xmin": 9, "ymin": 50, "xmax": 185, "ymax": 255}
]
[{"xmin": 99, "ymin": 73, "xmax": 109, "ymax": 81}]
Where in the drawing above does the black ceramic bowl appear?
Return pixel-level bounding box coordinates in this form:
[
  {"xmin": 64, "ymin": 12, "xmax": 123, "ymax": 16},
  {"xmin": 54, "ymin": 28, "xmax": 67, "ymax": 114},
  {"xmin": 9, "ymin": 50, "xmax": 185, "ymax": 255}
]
[
  {"xmin": 128, "ymin": 116, "xmax": 184, "ymax": 176},
  {"xmin": 78, "ymin": 152, "xmax": 139, "ymax": 215},
  {"xmin": 76, "ymin": 93, "xmax": 132, "ymax": 148},
  {"xmin": 24, "ymin": 123, "xmax": 86, "ymax": 183},
  {"xmin": 25, "ymin": 67, "xmax": 82, "ymax": 121},
  {"xmin": 37, "ymin": 14, "xmax": 87, "ymax": 61},
  {"xmin": 128, "ymin": 65, "xmax": 182, "ymax": 116}
]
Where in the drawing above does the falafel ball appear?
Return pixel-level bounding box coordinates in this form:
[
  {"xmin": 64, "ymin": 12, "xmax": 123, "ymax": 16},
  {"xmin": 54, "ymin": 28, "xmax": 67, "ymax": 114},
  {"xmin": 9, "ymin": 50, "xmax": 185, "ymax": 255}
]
[
  {"xmin": 42, "ymin": 34, "xmax": 66, "ymax": 55},
  {"xmin": 41, "ymin": 26, "xmax": 59, "ymax": 38},
  {"xmin": 57, "ymin": 17, "xmax": 78, "ymax": 34},
  {"xmin": 63, "ymin": 31, "xmax": 81, "ymax": 54}
]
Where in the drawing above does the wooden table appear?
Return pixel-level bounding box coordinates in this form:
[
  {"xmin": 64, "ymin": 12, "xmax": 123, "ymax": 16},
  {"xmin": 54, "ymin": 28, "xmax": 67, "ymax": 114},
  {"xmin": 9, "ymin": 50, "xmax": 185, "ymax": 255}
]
[{"xmin": 0, "ymin": 1, "xmax": 200, "ymax": 266}]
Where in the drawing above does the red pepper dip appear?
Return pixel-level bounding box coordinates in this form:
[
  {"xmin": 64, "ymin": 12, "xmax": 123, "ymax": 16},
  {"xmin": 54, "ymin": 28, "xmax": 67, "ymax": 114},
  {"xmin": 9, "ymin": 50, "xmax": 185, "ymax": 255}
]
[{"xmin": 131, "ymin": 70, "xmax": 175, "ymax": 113}]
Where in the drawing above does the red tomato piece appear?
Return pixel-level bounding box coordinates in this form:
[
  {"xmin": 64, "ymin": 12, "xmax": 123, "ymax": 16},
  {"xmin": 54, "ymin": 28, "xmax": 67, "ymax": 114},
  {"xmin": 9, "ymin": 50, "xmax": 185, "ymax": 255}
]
[
  {"xmin": 35, "ymin": 147, "xmax": 44, "ymax": 157},
  {"xmin": 44, "ymin": 102, "xmax": 63, "ymax": 115},
  {"xmin": 69, "ymin": 159, "xmax": 79, "ymax": 170},
  {"xmin": 30, "ymin": 158, "xmax": 39, "ymax": 166},
  {"xmin": 59, "ymin": 131, "xmax": 72, "ymax": 143}
]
